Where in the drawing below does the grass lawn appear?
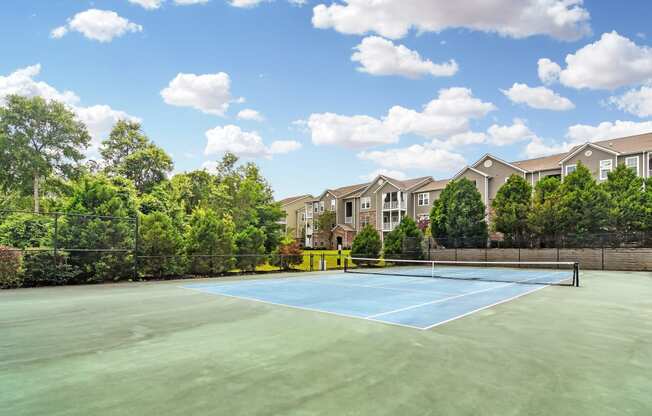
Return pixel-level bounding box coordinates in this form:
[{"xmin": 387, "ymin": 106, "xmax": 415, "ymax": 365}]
[{"xmin": 1, "ymin": 270, "xmax": 651, "ymax": 415}]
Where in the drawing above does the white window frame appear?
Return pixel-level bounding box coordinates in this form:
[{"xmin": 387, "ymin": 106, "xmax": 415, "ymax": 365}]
[
  {"xmin": 625, "ymin": 156, "xmax": 640, "ymax": 176},
  {"xmin": 361, "ymin": 197, "xmax": 371, "ymax": 210},
  {"xmin": 599, "ymin": 159, "xmax": 612, "ymax": 180},
  {"xmin": 313, "ymin": 202, "xmax": 318, "ymax": 213},
  {"xmin": 319, "ymin": 201, "xmax": 324, "ymax": 213},
  {"xmin": 360, "ymin": 216, "xmax": 369, "ymax": 227},
  {"xmin": 330, "ymin": 199, "xmax": 336, "ymax": 211},
  {"xmin": 417, "ymin": 193, "xmax": 429, "ymax": 206},
  {"xmin": 565, "ymin": 164, "xmax": 577, "ymax": 176}
]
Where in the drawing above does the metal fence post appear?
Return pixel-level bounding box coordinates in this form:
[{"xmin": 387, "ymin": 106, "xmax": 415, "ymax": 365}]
[
  {"xmin": 53, "ymin": 213, "xmax": 59, "ymax": 269},
  {"xmin": 309, "ymin": 253, "xmax": 314, "ymax": 272},
  {"xmin": 133, "ymin": 215, "xmax": 139, "ymax": 280}
]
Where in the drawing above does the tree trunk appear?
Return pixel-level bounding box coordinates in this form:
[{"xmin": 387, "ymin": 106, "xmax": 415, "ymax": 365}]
[{"xmin": 33, "ymin": 174, "xmax": 39, "ymax": 214}]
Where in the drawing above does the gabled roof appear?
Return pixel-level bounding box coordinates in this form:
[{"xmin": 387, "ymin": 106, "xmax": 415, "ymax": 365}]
[
  {"xmin": 591, "ymin": 132, "xmax": 652, "ymax": 154},
  {"xmin": 330, "ymin": 182, "xmax": 369, "ymax": 198},
  {"xmin": 358, "ymin": 174, "xmax": 433, "ymax": 196},
  {"xmin": 277, "ymin": 194, "xmax": 313, "ymax": 206},
  {"xmin": 452, "ymin": 166, "xmax": 489, "ymax": 180},
  {"xmin": 511, "ymin": 153, "xmax": 565, "ymax": 172},
  {"xmin": 414, "ymin": 179, "xmax": 450, "ymax": 192},
  {"xmin": 472, "ymin": 153, "xmax": 528, "ymax": 173},
  {"xmin": 558, "ymin": 142, "xmax": 620, "ymax": 164}
]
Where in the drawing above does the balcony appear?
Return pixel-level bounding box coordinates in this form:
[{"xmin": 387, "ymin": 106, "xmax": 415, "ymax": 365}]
[
  {"xmin": 382, "ymin": 201, "xmax": 406, "ymax": 210},
  {"xmin": 305, "ymin": 211, "xmax": 313, "ymax": 219},
  {"xmin": 344, "ymin": 217, "xmax": 353, "ymax": 224},
  {"xmin": 382, "ymin": 222, "xmax": 398, "ymax": 231}
]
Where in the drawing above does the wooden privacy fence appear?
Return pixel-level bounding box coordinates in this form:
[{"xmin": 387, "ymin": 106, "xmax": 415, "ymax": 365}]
[{"xmin": 429, "ymin": 248, "xmax": 652, "ymax": 271}]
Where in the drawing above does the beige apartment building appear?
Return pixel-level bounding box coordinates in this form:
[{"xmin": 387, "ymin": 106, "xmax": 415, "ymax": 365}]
[{"xmin": 278, "ymin": 132, "xmax": 652, "ymax": 248}]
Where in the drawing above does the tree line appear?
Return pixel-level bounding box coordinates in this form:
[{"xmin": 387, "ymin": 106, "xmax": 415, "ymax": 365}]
[{"xmin": 0, "ymin": 95, "xmax": 292, "ymax": 288}]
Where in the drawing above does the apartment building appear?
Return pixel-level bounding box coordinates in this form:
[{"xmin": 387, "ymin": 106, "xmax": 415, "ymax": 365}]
[
  {"xmin": 278, "ymin": 132, "xmax": 652, "ymax": 248},
  {"xmin": 278, "ymin": 194, "xmax": 313, "ymax": 242}
]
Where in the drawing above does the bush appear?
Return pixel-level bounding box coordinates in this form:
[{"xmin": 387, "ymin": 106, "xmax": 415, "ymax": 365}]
[
  {"xmin": 271, "ymin": 238, "xmax": 303, "ymax": 270},
  {"xmin": 0, "ymin": 246, "xmax": 23, "ymax": 289},
  {"xmin": 0, "ymin": 213, "xmax": 52, "ymax": 249},
  {"xmin": 21, "ymin": 251, "xmax": 80, "ymax": 287},
  {"xmin": 235, "ymin": 226, "xmax": 267, "ymax": 272},
  {"xmin": 139, "ymin": 212, "xmax": 185, "ymax": 278},
  {"xmin": 351, "ymin": 225, "xmax": 382, "ymax": 260},
  {"xmin": 185, "ymin": 208, "xmax": 236, "ymax": 275},
  {"xmin": 383, "ymin": 217, "xmax": 424, "ymax": 259}
]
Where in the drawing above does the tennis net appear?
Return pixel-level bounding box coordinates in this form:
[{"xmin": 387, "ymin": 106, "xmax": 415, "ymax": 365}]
[{"xmin": 344, "ymin": 257, "xmax": 580, "ymax": 287}]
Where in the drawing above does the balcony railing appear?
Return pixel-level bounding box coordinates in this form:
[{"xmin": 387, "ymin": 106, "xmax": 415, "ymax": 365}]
[
  {"xmin": 382, "ymin": 201, "xmax": 406, "ymax": 210},
  {"xmin": 344, "ymin": 217, "xmax": 353, "ymax": 224},
  {"xmin": 382, "ymin": 222, "xmax": 398, "ymax": 231},
  {"xmin": 305, "ymin": 211, "xmax": 313, "ymax": 219}
]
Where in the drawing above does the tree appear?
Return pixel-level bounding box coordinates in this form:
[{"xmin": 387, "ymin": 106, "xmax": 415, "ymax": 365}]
[
  {"xmin": 383, "ymin": 217, "xmax": 424, "ymax": 259},
  {"xmin": 100, "ymin": 121, "xmax": 173, "ymax": 194},
  {"xmin": 351, "ymin": 224, "xmax": 382, "ymax": 259},
  {"xmin": 270, "ymin": 235, "xmax": 303, "ymax": 270},
  {"xmin": 235, "ymin": 226, "xmax": 266, "ymax": 272},
  {"xmin": 0, "ymin": 213, "xmax": 52, "ymax": 249},
  {"xmin": 492, "ymin": 174, "xmax": 532, "ymax": 244},
  {"xmin": 185, "ymin": 208, "xmax": 236, "ymax": 275},
  {"xmin": 556, "ymin": 163, "xmax": 609, "ymax": 240},
  {"xmin": 529, "ymin": 176, "xmax": 562, "ymax": 245},
  {"xmin": 316, "ymin": 210, "xmax": 336, "ymax": 249},
  {"xmin": 0, "ymin": 95, "xmax": 90, "ymax": 213},
  {"xmin": 430, "ymin": 178, "xmax": 487, "ymax": 247},
  {"xmin": 139, "ymin": 211, "xmax": 185, "ymax": 278},
  {"xmin": 602, "ymin": 164, "xmax": 648, "ymax": 235}
]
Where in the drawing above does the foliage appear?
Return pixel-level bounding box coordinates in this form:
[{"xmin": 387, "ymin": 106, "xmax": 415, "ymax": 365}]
[
  {"xmin": 235, "ymin": 225, "xmax": 267, "ymax": 272},
  {"xmin": 0, "ymin": 213, "xmax": 52, "ymax": 249},
  {"xmin": 316, "ymin": 209, "xmax": 336, "ymax": 249},
  {"xmin": 602, "ymin": 164, "xmax": 648, "ymax": 234},
  {"xmin": 556, "ymin": 163, "xmax": 609, "ymax": 238},
  {"xmin": 271, "ymin": 235, "xmax": 303, "ymax": 270},
  {"xmin": 0, "ymin": 246, "xmax": 22, "ymax": 289},
  {"xmin": 139, "ymin": 212, "xmax": 185, "ymax": 278},
  {"xmin": 100, "ymin": 120, "xmax": 173, "ymax": 194},
  {"xmin": 351, "ymin": 224, "xmax": 382, "ymax": 259},
  {"xmin": 383, "ymin": 217, "xmax": 424, "ymax": 259},
  {"xmin": 492, "ymin": 174, "xmax": 532, "ymax": 243},
  {"xmin": 21, "ymin": 252, "xmax": 80, "ymax": 287},
  {"xmin": 0, "ymin": 95, "xmax": 90, "ymax": 212},
  {"xmin": 185, "ymin": 208, "xmax": 236, "ymax": 275},
  {"xmin": 529, "ymin": 176, "xmax": 562, "ymax": 243},
  {"xmin": 430, "ymin": 178, "xmax": 488, "ymax": 247}
]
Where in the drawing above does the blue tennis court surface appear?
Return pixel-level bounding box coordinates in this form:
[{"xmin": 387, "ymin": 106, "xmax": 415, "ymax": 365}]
[{"xmin": 182, "ymin": 267, "xmax": 572, "ymax": 330}]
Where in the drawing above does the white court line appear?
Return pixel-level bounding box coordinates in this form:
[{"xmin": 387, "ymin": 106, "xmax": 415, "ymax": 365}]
[
  {"xmin": 421, "ymin": 285, "xmax": 548, "ymax": 330},
  {"xmin": 366, "ymin": 272, "xmax": 551, "ymax": 319},
  {"xmin": 306, "ymin": 278, "xmax": 455, "ymax": 296},
  {"xmin": 180, "ymin": 286, "xmax": 426, "ymax": 331}
]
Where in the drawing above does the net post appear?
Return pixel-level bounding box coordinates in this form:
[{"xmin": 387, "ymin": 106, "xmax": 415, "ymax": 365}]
[
  {"xmin": 573, "ymin": 262, "xmax": 580, "ymax": 287},
  {"xmin": 344, "ymin": 257, "xmax": 348, "ymax": 272}
]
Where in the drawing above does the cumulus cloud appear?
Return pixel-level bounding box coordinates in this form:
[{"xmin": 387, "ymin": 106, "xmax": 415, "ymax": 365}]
[
  {"xmin": 542, "ymin": 31, "xmax": 652, "ymax": 90},
  {"xmin": 174, "ymin": 0, "xmax": 210, "ymax": 4},
  {"xmin": 609, "ymin": 85, "xmax": 652, "ymax": 117},
  {"xmin": 312, "ymin": 0, "xmax": 591, "ymax": 41},
  {"xmin": 487, "ymin": 119, "xmax": 537, "ymax": 146},
  {"xmin": 305, "ymin": 87, "xmax": 495, "ymax": 150},
  {"xmin": 501, "ymin": 82, "xmax": 574, "ymax": 110},
  {"xmin": 537, "ymin": 58, "xmax": 561, "ymax": 84},
  {"xmin": 524, "ymin": 137, "xmax": 571, "ymax": 158},
  {"xmin": 358, "ymin": 144, "xmax": 466, "ymax": 173},
  {"xmin": 161, "ymin": 72, "xmax": 237, "ymax": 116},
  {"xmin": 237, "ymin": 108, "xmax": 264, "ymax": 121},
  {"xmin": 0, "ymin": 64, "xmax": 140, "ymax": 152},
  {"xmin": 128, "ymin": 0, "xmax": 163, "ymax": 9},
  {"xmin": 229, "ymin": 0, "xmax": 304, "ymax": 7},
  {"xmin": 360, "ymin": 169, "xmax": 408, "ymax": 181},
  {"xmin": 51, "ymin": 9, "xmax": 143, "ymax": 42},
  {"xmin": 351, "ymin": 36, "xmax": 458, "ymax": 78},
  {"xmin": 204, "ymin": 125, "xmax": 301, "ymax": 158}
]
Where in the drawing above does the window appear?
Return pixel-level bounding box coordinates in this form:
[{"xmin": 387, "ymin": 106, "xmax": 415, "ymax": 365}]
[
  {"xmin": 599, "ymin": 159, "xmax": 612, "ymax": 180},
  {"xmin": 565, "ymin": 165, "xmax": 576, "ymax": 175},
  {"xmin": 330, "ymin": 199, "xmax": 336, "ymax": 211},
  {"xmin": 417, "ymin": 193, "xmax": 429, "ymax": 206},
  {"xmin": 625, "ymin": 156, "xmax": 639, "ymax": 176},
  {"xmin": 361, "ymin": 197, "xmax": 371, "ymax": 210},
  {"xmin": 313, "ymin": 202, "xmax": 318, "ymax": 213},
  {"xmin": 361, "ymin": 216, "xmax": 369, "ymax": 227},
  {"xmin": 319, "ymin": 201, "xmax": 324, "ymax": 212}
]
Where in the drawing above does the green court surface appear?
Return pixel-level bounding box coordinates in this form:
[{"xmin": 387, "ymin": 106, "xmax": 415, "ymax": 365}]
[{"xmin": 1, "ymin": 270, "xmax": 651, "ymax": 416}]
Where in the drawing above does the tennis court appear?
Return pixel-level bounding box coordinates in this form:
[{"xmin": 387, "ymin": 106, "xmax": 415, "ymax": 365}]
[{"xmin": 182, "ymin": 258, "xmax": 579, "ymax": 330}]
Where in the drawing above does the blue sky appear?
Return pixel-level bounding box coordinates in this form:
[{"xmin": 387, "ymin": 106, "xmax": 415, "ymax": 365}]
[{"xmin": 2, "ymin": 1, "xmax": 652, "ymax": 199}]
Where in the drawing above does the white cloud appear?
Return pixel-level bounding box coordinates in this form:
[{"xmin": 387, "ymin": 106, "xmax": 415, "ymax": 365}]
[
  {"xmin": 0, "ymin": 64, "xmax": 79, "ymax": 105},
  {"xmin": 609, "ymin": 85, "xmax": 652, "ymax": 117},
  {"xmin": 544, "ymin": 31, "xmax": 652, "ymax": 90},
  {"xmin": 312, "ymin": 0, "xmax": 590, "ymax": 41},
  {"xmin": 307, "ymin": 113, "xmax": 398, "ymax": 148},
  {"xmin": 358, "ymin": 144, "xmax": 466, "ymax": 173},
  {"xmin": 351, "ymin": 36, "xmax": 458, "ymax": 78},
  {"xmin": 128, "ymin": 0, "xmax": 163, "ymax": 9},
  {"xmin": 524, "ymin": 136, "xmax": 571, "ymax": 158},
  {"xmin": 52, "ymin": 9, "xmax": 143, "ymax": 43},
  {"xmin": 237, "ymin": 108, "xmax": 264, "ymax": 121},
  {"xmin": 537, "ymin": 58, "xmax": 561, "ymax": 85},
  {"xmin": 174, "ymin": 0, "xmax": 210, "ymax": 4},
  {"xmin": 501, "ymin": 82, "xmax": 574, "ymax": 110},
  {"xmin": 161, "ymin": 72, "xmax": 235, "ymax": 116},
  {"xmin": 204, "ymin": 125, "xmax": 301, "ymax": 158},
  {"xmin": 360, "ymin": 169, "xmax": 408, "ymax": 181},
  {"xmin": 566, "ymin": 120, "xmax": 652, "ymax": 142},
  {"xmin": 305, "ymin": 87, "xmax": 495, "ymax": 150},
  {"xmin": 487, "ymin": 119, "xmax": 536, "ymax": 146},
  {"xmin": 432, "ymin": 131, "xmax": 487, "ymax": 150},
  {"xmin": 0, "ymin": 64, "xmax": 140, "ymax": 152},
  {"xmin": 228, "ymin": 0, "xmax": 304, "ymax": 7}
]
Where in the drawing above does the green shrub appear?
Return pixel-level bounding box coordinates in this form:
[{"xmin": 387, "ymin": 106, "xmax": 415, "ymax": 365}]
[
  {"xmin": 0, "ymin": 213, "xmax": 52, "ymax": 249},
  {"xmin": 139, "ymin": 212, "xmax": 185, "ymax": 278},
  {"xmin": 235, "ymin": 226, "xmax": 267, "ymax": 272},
  {"xmin": 185, "ymin": 208, "xmax": 236, "ymax": 275},
  {"xmin": 22, "ymin": 251, "xmax": 80, "ymax": 287},
  {"xmin": 0, "ymin": 246, "xmax": 23, "ymax": 289},
  {"xmin": 351, "ymin": 225, "xmax": 382, "ymax": 259},
  {"xmin": 271, "ymin": 237, "xmax": 303, "ymax": 270},
  {"xmin": 383, "ymin": 217, "xmax": 424, "ymax": 259}
]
